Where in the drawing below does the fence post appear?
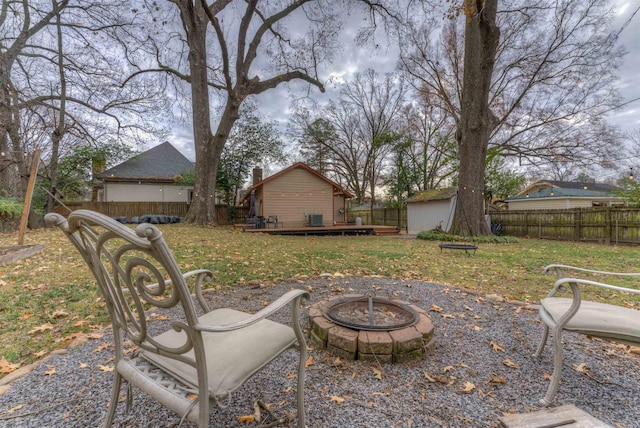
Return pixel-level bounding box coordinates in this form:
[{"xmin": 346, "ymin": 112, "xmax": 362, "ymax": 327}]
[
  {"xmin": 605, "ymin": 207, "xmax": 611, "ymax": 245},
  {"xmin": 574, "ymin": 209, "xmax": 581, "ymax": 242},
  {"xmin": 538, "ymin": 217, "xmax": 541, "ymax": 239}
]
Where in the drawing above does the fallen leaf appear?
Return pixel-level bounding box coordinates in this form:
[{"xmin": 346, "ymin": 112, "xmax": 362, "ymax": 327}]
[
  {"xmin": 488, "ymin": 375, "xmax": 507, "ymax": 384},
  {"xmin": 574, "ymin": 363, "xmax": 589, "ymax": 373},
  {"xmin": 73, "ymin": 320, "xmax": 89, "ymax": 327},
  {"xmin": 93, "ymin": 343, "xmax": 111, "ymax": 353},
  {"xmin": 287, "ymin": 372, "xmax": 297, "ymax": 379},
  {"xmin": 0, "ymin": 356, "xmax": 20, "ymax": 374},
  {"xmin": 543, "ymin": 373, "xmax": 553, "ymax": 381},
  {"xmin": 29, "ymin": 322, "xmax": 55, "ymax": 334},
  {"xmin": 262, "ymin": 301, "xmax": 269, "ymax": 307},
  {"xmin": 430, "ymin": 304, "xmax": 443, "ymax": 313},
  {"xmin": 490, "ymin": 341, "xmax": 505, "ymax": 352},
  {"xmin": 461, "ymin": 382, "xmax": 475, "ymax": 393},
  {"xmin": 148, "ymin": 313, "xmax": 170, "ymax": 321},
  {"xmin": 424, "ymin": 372, "xmax": 453, "ymax": 385},
  {"xmin": 253, "ymin": 401, "xmax": 261, "ymax": 423},
  {"xmin": 79, "ymin": 362, "xmax": 88, "ymax": 369},
  {"xmin": 283, "ymin": 386, "xmax": 292, "ymax": 393},
  {"xmin": 3, "ymin": 404, "xmax": 23, "ymax": 415},
  {"xmin": 20, "ymin": 312, "xmax": 34, "ymax": 320},
  {"xmin": 443, "ymin": 366, "xmax": 455, "ymax": 373},
  {"xmin": 99, "ymin": 365, "xmax": 114, "ymax": 372},
  {"xmin": 503, "ymin": 358, "xmax": 519, "ymax": 369},
  {"xmin": 330, "ymin": 395, "xmax": 345, "ymax": 404},
  {"xmin": 463, "ymin": 305, "xmax": 474, "ymax": 311},
  {"xmin": 44, "ymin": 366, "xmax": 56, "ymax": 376},
  {"xmin": 238, "ymin": 415, "xmax": 255, "ymax": 424},
  {"xmin": 52, "ymin": 310, "xmax": 69, "ymax": 319},
  {"xmin": 423, "ymin": 371, "xmax": 436, "ymax": 382},
  {"xmin": 373, "ymin": 368, "xmax": 383, "ymax": 380},
  {"xmin": 305, "ymin": 356, "xmax": 314, "ymax": 368},
  {"xmin": 628, "ymin": 346, "xmax": 640, "ymax": 355},
  {"xmin": 441, "ymin": 313, "xmax": 455, "ymax": 319}
]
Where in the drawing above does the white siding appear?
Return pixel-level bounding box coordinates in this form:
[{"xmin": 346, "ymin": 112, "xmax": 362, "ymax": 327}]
[
  {"xmin": 407, "ymin": 196, "xmax": 456, "ymax": 234},
  {"xmin": 261, "ymin": 168, "xmax": 335, "ymax": 227},
  {"xmin": 102, "ymin": 182, "xmax": 192, "ymax": 202}
]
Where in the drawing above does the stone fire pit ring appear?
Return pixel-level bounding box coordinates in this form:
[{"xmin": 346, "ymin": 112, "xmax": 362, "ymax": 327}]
[{"xmin": 309, "ymin": 294, "xmax": 435, "ymax": 363}]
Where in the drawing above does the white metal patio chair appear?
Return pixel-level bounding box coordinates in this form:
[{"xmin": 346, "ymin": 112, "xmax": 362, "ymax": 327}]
[
  {"xmin": 534, "ymin": 264, "xmax": 640, "ymax": 405},
  {"xmin": 45, "ymin": 210, "xmax": 309, "ymax": 427}
]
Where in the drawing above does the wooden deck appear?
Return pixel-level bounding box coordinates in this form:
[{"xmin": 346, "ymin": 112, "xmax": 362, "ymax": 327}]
[{"xmin": 238, "ymin": 224, "xmax": 399, "ymax": 236}]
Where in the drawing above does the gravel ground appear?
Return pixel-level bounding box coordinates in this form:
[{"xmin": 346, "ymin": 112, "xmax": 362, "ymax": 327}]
[{"xmin": 1, "ymin": 276, "xmax": 639, "ymax": 427}]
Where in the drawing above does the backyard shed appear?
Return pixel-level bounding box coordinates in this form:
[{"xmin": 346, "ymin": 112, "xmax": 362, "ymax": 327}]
[
  {"xmin": 406, "ymin": 187, "xmax": 457, "ymax": 235},
  {"xmin": 238, "ymin": 163, "xmax": 354, "ymax": 228},
  {"xmin": 96, "ymin": 142, "xmax": 194, "ymax": 203}
]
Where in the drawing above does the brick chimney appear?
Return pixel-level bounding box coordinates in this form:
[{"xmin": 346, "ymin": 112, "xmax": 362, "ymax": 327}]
[{"xmin": 252, "ymin": 167, "xmax": 263, "ymax": 186}]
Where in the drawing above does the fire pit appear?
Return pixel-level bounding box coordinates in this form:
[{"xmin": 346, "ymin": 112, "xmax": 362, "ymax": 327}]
[
  {"xmin": 324, "ymin": 294, "xmax": 419, "ymax": 331},
  {"xmin": 309, "ymin": 294, "xmax": 435, "ymax": 363}
]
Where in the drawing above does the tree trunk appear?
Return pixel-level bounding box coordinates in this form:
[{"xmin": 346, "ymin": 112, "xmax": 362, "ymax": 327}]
[
  {"xmin": 453, "ymin": 0, "xmax": 500, "ymax": 236},
  {"xmin": 181, "ymin": 1, "xmax": 217, "ymax": 225},
  {"xmin": 47, "ymin": 11, "xmax": 66, "ymax": 214}
]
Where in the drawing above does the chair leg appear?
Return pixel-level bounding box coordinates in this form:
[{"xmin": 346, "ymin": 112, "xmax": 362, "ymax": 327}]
[
  {"xmin": 103, "ymin": 371, "xmax": 123, "ymax": 427},
  {"xmin": 296, "ymin": 344, "xmax": 306, "ymax": 428},
  {"xmin": 541, "ymin": 328, "xmax": 564, "ymax": 406},
  {"xmin": 534, "ymin": 324, "xmax": 549, "ymax": 358}
]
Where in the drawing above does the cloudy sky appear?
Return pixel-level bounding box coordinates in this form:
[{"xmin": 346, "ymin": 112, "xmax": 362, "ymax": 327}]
[
  {"xmin": 169, "ymin": 1, "xmax": 640, "ymax": 163},
  {"xmin": 609, "ymin": 1, "xmax": 640, "ymax": 133}
]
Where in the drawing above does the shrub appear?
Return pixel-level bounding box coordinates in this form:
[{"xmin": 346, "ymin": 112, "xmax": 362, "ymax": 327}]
[
  {"xmin": 0, "ymin": 197, "xmax": 23, "ymax": 218},
  {"xmin": 416, "ymin": 230, "xmax": 519, "ymax": 244}
]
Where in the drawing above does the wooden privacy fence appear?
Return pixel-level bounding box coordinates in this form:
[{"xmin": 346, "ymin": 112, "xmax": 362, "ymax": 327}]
[
  {"xmin": 55, "ymin": 202, "xmax": 233, "ymax": 225},
  {"xmin": 490, "ymin": 207, "xmax": 640, "ymax": 245},
  {"xmin": 349, "ymin": 208, "xmax": 407, "ymax": 231}
]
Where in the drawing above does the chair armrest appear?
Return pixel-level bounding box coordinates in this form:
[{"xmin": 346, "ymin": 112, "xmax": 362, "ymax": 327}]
[
  {"xmin": 195, "ymin": 289, "xmax": 310, "ymax": 333},
  {"xmin": 544, "ymin": 264, "xmax": 640, "ymax": 279},
  {"xmin": 552, "ymin": 277, "xmax": 640, "ymax": 296}
]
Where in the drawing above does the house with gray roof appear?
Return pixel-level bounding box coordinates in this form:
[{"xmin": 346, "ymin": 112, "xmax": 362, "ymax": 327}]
[
  {"xmin": 505, "ymin": 180, "xmax": 625, "ymax": 210},
  {"xmin": 96, "ymin": 142, "xmax": 194, "ymax": 203}
]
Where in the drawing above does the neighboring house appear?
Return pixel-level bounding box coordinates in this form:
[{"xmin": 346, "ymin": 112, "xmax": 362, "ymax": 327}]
[
  {"xmin": 238, "ymin": 162, "xmax": 354, "ymax": 227},
  {"xmin": 505, "ymin": 180, "xmax": 625, "ymax": 210},
  {"xmin": 406, "ymin": 187, "xmax": 457, "ymax": 234},
  {"xmin": 96, "ymin": 142, "xmax": 194, "ymax": 203}
]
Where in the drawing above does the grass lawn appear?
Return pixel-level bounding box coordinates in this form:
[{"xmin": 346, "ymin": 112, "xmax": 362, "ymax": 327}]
[{"xmin": 1, "ymin": 224, "xmax": 640, "ymax": 373}]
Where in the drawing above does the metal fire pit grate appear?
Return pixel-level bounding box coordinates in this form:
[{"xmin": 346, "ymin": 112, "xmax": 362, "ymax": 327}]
[{"xmin": 323, "ymin": 294, "xmax": 419, "ymax": 331}]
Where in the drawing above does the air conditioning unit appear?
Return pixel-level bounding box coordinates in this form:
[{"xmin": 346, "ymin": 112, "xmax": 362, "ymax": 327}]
[{"xmin": 308, "ymin": 214, "xmax": 323, "ymax": 227}]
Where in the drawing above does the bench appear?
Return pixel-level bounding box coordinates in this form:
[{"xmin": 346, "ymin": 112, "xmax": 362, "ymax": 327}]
[{"xmin": 534, "ymin": 264, "xmax": 640, "ymax": 405}]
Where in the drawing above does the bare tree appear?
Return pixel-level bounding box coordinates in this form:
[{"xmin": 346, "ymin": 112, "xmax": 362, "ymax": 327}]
[
  {"xmin": 292, "ymin": 69, "xmax": 406, "ymax": 204},
  {"xmin": 160, "ymin": 0, "xmax": 338, "ymax": 224},
  {"xmin": 140, "ymin": 0, "xmax": 391, "ymax": 224},
  {"xmin": 398, "ymin": 96, "xmax": 458, "ymax": 192},
  {"xmin": 0, "ymin": 0, "xmax": 67, "ymax": 196},
  {"xmin": 399, "ymin": 0, "xmax": 625, "ymax": 235},
  {"xmin": 1, "ymin": 0, "xmax": 169, "ymax": 205}
]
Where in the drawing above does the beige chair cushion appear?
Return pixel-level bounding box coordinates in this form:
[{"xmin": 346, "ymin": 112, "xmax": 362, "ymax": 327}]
[
  {"xmin": 541, "ymin": 297, "xmax": 640, "ymax": 343},
  {"xmin": 142, "ymin": 308, "xmax": 297, "ymax": 398}
]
